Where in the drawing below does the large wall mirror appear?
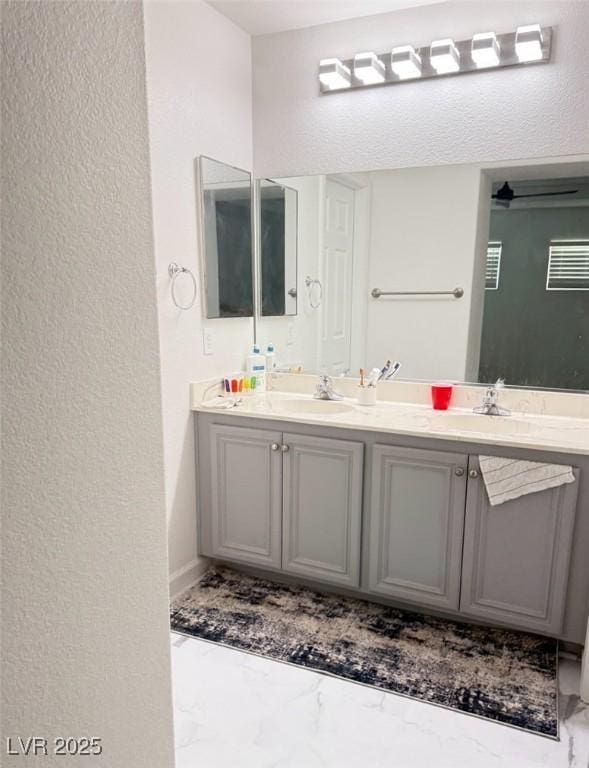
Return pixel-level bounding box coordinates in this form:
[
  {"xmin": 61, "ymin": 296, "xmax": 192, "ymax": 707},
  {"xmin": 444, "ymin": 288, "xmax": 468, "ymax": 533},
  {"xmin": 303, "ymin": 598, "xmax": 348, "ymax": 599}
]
[
  {"xmin": 198, "ymin": 156, "xmax": 253, "ymax": 318},
  {"xmin": 255, "ymin": 157, "xmax": 589, "ymax": 392}
]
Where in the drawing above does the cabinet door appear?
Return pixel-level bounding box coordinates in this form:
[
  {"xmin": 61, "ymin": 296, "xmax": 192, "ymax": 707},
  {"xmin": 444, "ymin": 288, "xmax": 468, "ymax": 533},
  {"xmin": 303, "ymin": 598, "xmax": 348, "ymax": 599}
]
[
  {"xmin": 460, "ymin": 458, "xmax": 578, "ymax": 635},
  {"xmin": 282, "ymin": 433, "xmax": 363, "ymax": 587},
  {"xmin": 367, "ymin": 445, "xmax": 468, "ymax": 610},
  {"xmin": 208, "ymin": 424, "xmax": 282, "ymax": 567}
]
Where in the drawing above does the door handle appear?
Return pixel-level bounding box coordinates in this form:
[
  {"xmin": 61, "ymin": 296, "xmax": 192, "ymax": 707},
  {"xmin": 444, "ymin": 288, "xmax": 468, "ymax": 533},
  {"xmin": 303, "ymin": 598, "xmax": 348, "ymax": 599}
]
[
  {"xmin": 455, "ymin": 467, "xmax": 465, "ymax": 476},
  {"xmin": 271, "ymin": 443, "xmax": 280, "ymax": 452},
  {"xmin": 281, "ymin": 444, "xmax": 290, "ymax": 452},
  {"xmin": 469, "ymin": 469, "xmax": 479, "ymax": 479}
]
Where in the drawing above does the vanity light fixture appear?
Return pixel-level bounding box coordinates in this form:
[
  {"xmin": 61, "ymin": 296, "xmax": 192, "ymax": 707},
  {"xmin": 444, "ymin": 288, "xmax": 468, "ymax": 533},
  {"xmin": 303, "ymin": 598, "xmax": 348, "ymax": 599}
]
[
  {"xmin": 319, "ymin": 58, "xmax": 351, "ymax": 90},
  {"xmin": 354, "ymin": 51, "xmax": 385, "ymax": 84},
  {"xmin": 430, "ymin": 39, "xmax": 460, "ymax": 74},
  {"xmin": 318, "ymin": 24, "xmax": 552, "ymax": 93},
  {"xmin": 471, "ymin": 32, "xmax": 500, "ymax": 68},
  {"xmin": 391, "ymin": 45, "xmax": 422, "ymax": 79},
  {"xmin": 515, "ymin": 24, "xmax": 544, "ymax": 62}
]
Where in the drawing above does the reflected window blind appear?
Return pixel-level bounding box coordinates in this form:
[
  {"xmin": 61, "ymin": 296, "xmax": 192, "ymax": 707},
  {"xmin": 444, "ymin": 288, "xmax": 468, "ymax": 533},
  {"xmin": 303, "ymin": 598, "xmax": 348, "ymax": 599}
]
[
  {"xmin": 485, "ymin": 242, "xmax": 502, "ymax": 290},
  {"xmin": 546, "ymin": 240, "xmax": 589, "ymax": 290}
]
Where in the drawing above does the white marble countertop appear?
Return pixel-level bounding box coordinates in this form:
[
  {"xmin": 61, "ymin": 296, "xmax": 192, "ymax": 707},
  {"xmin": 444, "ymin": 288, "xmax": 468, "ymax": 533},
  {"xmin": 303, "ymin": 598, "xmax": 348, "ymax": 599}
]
[{"xmin": 192, "ymin": 388, "xmax": 589, "ymax": 457}]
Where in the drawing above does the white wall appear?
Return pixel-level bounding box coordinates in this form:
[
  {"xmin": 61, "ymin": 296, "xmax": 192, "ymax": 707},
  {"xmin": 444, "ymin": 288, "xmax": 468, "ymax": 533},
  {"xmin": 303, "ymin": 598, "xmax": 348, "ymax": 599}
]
[
  {"xmin": 252, "ymin": 1, "xmax": 589, "ymax": 177},
  {"xmin": 365, "ymin": 165, "xmax": 486, "ymax": 380},
  {"xmin": 1, "ymin": 2, "xmax": 174, "ymax": 766},
  {"xmin": 143, "ymin": 0, "xmax": 253, "ymax": 593}
]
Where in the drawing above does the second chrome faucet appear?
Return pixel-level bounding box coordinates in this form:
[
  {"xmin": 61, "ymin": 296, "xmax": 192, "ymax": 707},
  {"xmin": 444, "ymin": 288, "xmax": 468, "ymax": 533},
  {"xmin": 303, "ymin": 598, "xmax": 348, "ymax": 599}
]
[
  {"xmin": 314, "ymin": 375, "xmax": 344, "ymax": 401},
  {"xmin": 474, "ymin": 379, "xmax": 511, "ymax": 416}
]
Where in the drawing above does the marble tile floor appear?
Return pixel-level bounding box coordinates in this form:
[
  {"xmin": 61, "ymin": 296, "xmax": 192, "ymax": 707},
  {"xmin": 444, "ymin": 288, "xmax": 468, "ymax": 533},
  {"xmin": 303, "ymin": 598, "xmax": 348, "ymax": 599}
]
[{"xmin": 171, "ymin": 631, "xmax": 589, "ymax": 768}]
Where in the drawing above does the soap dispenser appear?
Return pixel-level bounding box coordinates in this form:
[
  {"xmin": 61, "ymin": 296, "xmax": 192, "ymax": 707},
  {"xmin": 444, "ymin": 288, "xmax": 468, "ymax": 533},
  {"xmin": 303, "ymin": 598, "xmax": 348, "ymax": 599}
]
[
  {"xmin": 246, "ymin": 345, "xmax": 266, "ymax": 391},
  {"xmin": 266, "ymin": 343, "xmax": 277, "ymax": 373}
]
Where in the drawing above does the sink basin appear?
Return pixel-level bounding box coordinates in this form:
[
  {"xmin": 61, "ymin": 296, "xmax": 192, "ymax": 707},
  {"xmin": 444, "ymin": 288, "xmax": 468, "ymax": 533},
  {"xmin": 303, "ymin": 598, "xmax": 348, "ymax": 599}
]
[
  {"xmin": 273, "ymin": 398, "xmax": 355, "ymax": 416},
  {"xmin": 429, "ymin": 413, "xmax": 534, "ymax": 435}
]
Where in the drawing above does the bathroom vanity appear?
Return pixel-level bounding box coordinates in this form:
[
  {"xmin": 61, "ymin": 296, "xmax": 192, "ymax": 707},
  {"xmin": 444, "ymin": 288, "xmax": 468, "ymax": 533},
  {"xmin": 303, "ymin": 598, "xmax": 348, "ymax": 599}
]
[
  {"xmin": 193, "ymin": 385, "xmax": 589, "ymax": 645},
  {"xmin": 190, "ymin": 144, "xmax": 589, "ymax": 712}
]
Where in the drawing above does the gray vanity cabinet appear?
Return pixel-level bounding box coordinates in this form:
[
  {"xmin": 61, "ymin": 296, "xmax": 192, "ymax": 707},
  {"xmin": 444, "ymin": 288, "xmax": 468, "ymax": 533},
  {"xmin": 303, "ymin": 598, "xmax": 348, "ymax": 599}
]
[
  {"xmin": 460, "ymin": 458, "xmax": 579, "ymax": 635},
  {"xmin": 282, "ymin": 433, "xmax": 363, "ymax": 587},
  {"xmin": 197, "ymin": 414, "xmax": 584, "ymax": 642},
  {"xmin": 205, "ymin": 424, "xmax": 283, "ymax": 568},
  {"xmin": 367, "ymin": 445, "xmax": 468, "ymax": 611},
  {"xmin": 200, "ymin": 422, "xmax": 363, "ymax": 583}
]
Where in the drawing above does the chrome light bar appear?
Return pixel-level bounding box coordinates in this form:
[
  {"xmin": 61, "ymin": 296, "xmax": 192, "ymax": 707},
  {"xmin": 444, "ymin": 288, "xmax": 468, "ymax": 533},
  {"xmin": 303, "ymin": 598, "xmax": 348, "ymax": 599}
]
[{"xmin": 319, "ymin": 26, "xmax": 552, "ymax": 93}]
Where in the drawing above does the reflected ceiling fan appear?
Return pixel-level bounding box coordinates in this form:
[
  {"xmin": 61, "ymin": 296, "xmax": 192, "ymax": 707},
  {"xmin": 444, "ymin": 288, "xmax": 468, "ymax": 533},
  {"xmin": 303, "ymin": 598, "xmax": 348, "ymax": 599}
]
[{"xmin": 492, "ymin": 181, "xmax": 579, "ymax": 208}]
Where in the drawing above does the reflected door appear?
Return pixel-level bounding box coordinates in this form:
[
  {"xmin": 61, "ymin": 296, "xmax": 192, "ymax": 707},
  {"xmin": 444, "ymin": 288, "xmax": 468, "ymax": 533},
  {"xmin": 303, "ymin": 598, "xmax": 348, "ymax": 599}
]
[{"xmin": 321, "ymin": 179, "xmax": 355, "ymax": 375}]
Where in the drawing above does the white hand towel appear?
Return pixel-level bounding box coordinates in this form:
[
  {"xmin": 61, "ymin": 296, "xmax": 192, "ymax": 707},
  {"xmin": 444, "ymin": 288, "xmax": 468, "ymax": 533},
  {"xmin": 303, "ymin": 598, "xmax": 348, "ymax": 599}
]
[{"xmin": 479, "ymin": 455, "xmax": 575, "ymax": 506}]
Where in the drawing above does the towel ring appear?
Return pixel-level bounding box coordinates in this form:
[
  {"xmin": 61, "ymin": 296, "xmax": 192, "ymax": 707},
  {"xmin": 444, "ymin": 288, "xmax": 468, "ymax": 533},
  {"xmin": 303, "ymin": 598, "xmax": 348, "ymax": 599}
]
[
  {"xmin": 168, "ymin": 262, "xmax": 197, "ymax": 310},
  {"xmin": 305, "ymin": 276, "xmax": 323, "ymax": 309}
]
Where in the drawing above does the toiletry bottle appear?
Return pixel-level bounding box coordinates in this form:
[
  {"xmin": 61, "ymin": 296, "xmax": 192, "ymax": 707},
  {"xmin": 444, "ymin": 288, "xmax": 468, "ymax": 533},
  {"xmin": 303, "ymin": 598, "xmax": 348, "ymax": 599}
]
[
  {"xmin": 266, "ymin": 343, "xmax": 276, "ymax": 373},
  {"xmin": 246, "ymin": 345, "xmax": 266, "ymax": 391}
]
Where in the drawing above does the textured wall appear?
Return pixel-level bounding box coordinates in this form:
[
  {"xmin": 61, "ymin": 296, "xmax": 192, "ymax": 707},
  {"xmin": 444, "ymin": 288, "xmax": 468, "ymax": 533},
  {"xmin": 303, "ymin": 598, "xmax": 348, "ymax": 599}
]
[
  {"xmin": 1, "ymin": 3, "xmax": 174, "ymax": 766},
  {"xmin": 143, "ymin": 0, "xmax": 253, "ymax": 593},
  {"xmin": 252, "ymin": 1, "xmax": 589, "ymax": 177}
]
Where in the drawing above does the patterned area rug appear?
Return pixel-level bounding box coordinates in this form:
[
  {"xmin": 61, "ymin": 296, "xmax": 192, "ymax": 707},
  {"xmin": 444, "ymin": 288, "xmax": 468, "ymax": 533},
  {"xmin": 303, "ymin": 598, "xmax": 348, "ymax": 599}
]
[{"xmin": 171, "ymin": 566, "xmax": 558, "ymax": 738}]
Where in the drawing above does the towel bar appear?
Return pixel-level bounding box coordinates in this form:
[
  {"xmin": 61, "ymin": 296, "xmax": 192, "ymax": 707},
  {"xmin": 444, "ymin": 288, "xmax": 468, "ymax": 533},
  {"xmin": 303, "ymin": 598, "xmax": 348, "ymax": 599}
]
[{"xmin": 371, "ymin": 287, "xmax": 464, "ymax": 299}]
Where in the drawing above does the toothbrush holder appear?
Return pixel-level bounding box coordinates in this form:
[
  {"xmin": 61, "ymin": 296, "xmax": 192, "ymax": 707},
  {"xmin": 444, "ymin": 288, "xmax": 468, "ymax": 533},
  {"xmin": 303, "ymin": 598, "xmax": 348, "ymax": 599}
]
[{"xmin": 357, "ymin": 386, "xmax": 377, "ymax": 406}]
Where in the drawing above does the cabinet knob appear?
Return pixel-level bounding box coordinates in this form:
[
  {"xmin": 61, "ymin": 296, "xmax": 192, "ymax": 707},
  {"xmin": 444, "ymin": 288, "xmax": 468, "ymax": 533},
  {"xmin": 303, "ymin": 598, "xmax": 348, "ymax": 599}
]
[
  {"xmin": 281, "ymin": 444, "xmax": 290, "ymax": 452},
  {"xmin": 455, "ymin": 467, "xmax": 465, "ymax": 476},
  {"xmin": 469, "ymin": 469, "xmax": 479, "ymax": 479},
  {"xmin": 271, "ymin": 443, "xmax": 280, "ymax": 452}
]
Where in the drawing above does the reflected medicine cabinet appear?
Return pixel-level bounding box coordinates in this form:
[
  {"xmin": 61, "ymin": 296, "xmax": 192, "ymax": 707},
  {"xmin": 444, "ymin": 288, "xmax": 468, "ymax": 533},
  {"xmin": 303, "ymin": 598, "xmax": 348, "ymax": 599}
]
[{"xmin": 198, "ymin": 156, "xmax": 254, "ymax": 319}]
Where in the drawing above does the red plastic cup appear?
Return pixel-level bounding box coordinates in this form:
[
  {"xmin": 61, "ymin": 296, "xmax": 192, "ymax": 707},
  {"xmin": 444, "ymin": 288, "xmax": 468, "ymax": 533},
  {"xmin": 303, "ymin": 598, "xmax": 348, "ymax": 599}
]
[{"xmin": 431, "ymin": 382, "xmax": 453, "ymax": 410}]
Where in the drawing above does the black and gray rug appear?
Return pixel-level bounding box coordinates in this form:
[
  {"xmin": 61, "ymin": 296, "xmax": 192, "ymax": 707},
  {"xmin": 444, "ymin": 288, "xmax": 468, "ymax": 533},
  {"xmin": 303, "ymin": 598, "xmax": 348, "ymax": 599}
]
[{"xmin": 170, "ymin": 566, "xmax": 558, "ymax": 738}]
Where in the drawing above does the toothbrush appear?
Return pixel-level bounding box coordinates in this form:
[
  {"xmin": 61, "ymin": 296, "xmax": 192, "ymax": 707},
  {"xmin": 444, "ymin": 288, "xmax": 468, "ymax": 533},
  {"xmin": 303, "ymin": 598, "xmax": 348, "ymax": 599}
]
[
  {"xmin": 384, "ymin": 361, "xmax": 402, "ymax": 380},
  {"xmin": 379, "ymin": 360, "xmax": 392, "ymax": 380}
]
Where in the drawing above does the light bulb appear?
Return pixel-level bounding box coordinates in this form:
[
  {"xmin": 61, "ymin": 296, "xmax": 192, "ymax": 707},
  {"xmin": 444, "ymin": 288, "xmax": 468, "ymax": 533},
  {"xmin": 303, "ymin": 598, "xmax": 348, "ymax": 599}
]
[
  {"xmin": 515, "ymin": 24, "xmax": 543, "ymax": 62},
  {"xmin": 391, "ymin": 45, "xmax": 422, "ymax": 80},
  {"xmin": 430, "ymin": 39, "xmax": 460, "ymax": 74},
  {"xmin": 471, "ymin": 32, "xmax": 500, "ymax": 68},
  {"xmin": 354, "ymin": 52, "xmax": 385, "ymax": 85},
  {"xmin": 319, "ymin": 58, "xmax": 351, "ymax": 90}
]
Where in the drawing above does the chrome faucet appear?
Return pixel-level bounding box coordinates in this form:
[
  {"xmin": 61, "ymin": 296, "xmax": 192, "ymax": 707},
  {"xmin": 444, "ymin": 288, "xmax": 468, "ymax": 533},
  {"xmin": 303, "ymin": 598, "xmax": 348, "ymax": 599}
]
[
  {"xmin": 314, "ymin": 375, "xmax": 344, "ymax": 401},
  {"xmin": 474, "ymin": 379, "xmax": 511, "ymax": 416}
]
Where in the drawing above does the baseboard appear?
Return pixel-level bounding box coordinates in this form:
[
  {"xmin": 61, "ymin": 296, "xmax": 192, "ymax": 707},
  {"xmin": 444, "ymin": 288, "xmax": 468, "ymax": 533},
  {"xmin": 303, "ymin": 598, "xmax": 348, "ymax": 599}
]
[{"xmin": 169, "ymin": 557, "xmax": 209, "ymax": 601}]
